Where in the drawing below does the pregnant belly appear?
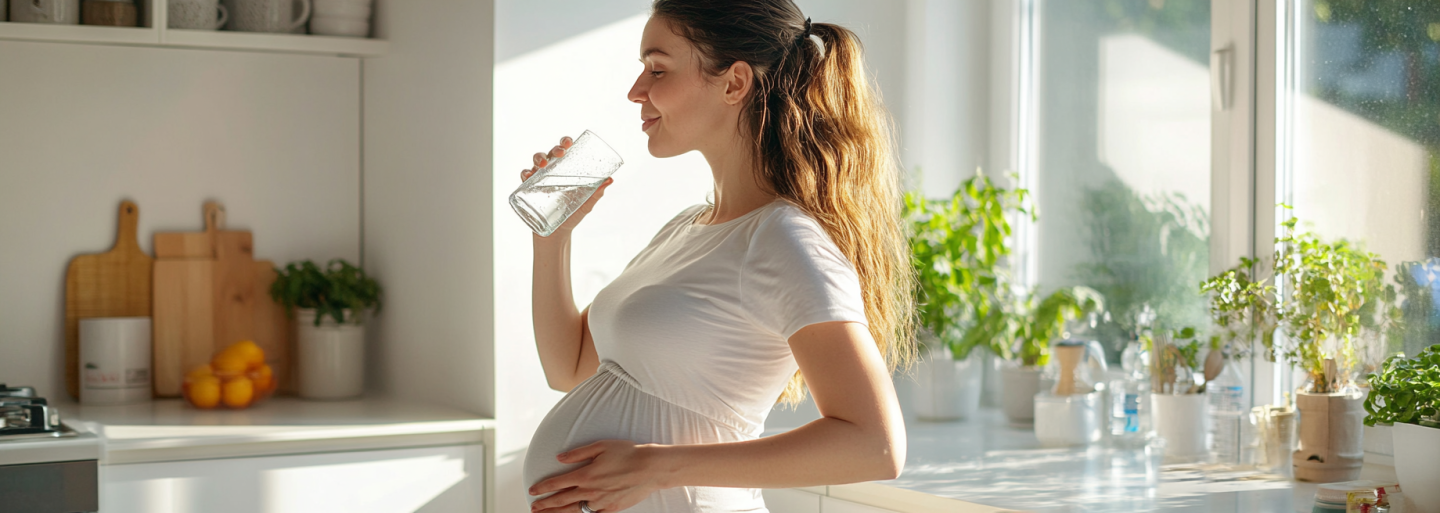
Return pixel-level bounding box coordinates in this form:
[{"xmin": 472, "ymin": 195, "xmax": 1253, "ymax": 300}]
[{"xmin": 523, "ymin": 361, "xmax": 766, "ymax": 513}]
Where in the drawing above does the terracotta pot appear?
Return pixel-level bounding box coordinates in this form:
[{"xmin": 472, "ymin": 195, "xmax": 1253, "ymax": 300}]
[
  {"xmin": 912, "ymin": 346, "xmax": 983, "ymax": 421},
  {"xmin": 1292, "ymin": 390, "xmax": 1365, "ymax": 482},
  {"xmin": 1001, "ymin": 365, "xmax": 1041, "ymax": 425},
  {"xmin": 1393, "ymin": 422, "xmax": 1440, "ymax": 513}
]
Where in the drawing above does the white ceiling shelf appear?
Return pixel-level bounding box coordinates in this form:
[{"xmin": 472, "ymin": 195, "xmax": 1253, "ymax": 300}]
[{"xmin": 0, "ymin": 2, "xmax": 385, "ymax": 58}]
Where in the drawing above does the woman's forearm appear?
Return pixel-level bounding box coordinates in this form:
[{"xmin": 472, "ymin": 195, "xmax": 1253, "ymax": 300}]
[
  {"xmin": 531, "ymin": 234, "xmax": 585, "ymax": 390},
  {"xmin": 650, "ymin": 415, "xmax": 905, "ymax": 489}
]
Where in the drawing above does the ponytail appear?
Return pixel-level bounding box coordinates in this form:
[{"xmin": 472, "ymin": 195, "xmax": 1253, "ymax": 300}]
[{"xmin": 653, "ymin": 0, "xmax": 916, "ymax": 406}]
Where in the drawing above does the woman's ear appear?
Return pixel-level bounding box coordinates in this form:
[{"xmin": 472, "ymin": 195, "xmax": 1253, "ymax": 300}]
[{"xmin": 723, "ymin": 61, "xmax": 754, "ymax": 105}]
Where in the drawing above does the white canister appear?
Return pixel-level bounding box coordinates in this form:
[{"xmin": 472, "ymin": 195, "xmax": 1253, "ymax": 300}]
[
  {"xmin": 296, "ymin": 308, "xmax": 365, "ymax": 400},
  {"xmin": 1034, "ymin": 391, "xmax": 1103, "ymax": 447},
  {"xmin": 79, "ymin": 317, "xmax": 152, "ymax": 405},
  {"xmin": 1151, "ymin": 393, "xmax": 1210, "ymax": 461}
]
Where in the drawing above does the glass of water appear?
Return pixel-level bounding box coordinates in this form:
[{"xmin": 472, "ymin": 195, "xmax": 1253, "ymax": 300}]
[{"xmin": 509, "ymin": 130, "xmax": 624, "ymax": 237}]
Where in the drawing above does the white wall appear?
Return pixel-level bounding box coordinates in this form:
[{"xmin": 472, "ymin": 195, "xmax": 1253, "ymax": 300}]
[
  {"xmin": 0, "ymin": 40, "xmax": 361, "ymax": 397},
  {"xmin": 363, "ymin": 0, "xmax": 496, "ymax": 417}
]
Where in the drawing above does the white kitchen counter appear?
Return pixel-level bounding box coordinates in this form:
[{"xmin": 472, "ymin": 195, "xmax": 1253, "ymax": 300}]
[
  {"xmin": 50, "ymin": 397, "xmax": 495, "ymax": 465},
  {"xmin": 768, "ymin": 407, "xmax": 1331, "ymax": 513}
]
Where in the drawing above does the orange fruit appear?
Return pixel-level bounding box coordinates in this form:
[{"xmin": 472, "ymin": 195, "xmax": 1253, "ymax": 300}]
[
  {"xmin": 221, "ymin": 340, "xmax": 266, "ymax": 369},
  {"xmin": 186, "ymin": 364, "xmax": 214, "ymax": 380},
  {"xmin": 212, "ymin": 353, "xmax": 249, "ymax": 377},
  {"xmin": 222, "ymin": 377, "xmax": 255, "ymax": 408},
  {"xmin": 187, "ymin": 376, "xmax": 221, "ymax": 409},
  {"xmin": 252, "ymin": 364, "xmax": 275, "ymax": 394}
]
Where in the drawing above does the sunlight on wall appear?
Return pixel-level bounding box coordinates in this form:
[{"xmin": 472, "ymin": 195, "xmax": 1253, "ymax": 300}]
[
  {"xmin": 492, "ymin": 12, "xmax": 714, "ymax": 457},
  {"xmin": 1099, "ymin": 34, "xmax": 1211, "ymax": 206},
  {"xmin": 1292, "ymin": 95, "xmax": 1428, "ymax": 265}
]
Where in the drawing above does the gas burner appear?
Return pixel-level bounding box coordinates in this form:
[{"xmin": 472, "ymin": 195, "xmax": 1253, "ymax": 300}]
[{"xmin": 0, "ymin": 384, "xmax": 74, "ymax": 441}]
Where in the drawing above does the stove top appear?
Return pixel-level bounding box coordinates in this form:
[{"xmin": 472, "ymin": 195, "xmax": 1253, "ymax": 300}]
[{"xmin": 0, "ymin": 384, "xmax": 75, "ymax": 441}]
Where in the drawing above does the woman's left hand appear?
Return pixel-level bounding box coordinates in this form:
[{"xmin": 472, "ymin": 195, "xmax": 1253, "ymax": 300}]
[{"xmin": 529, "ymin": 440, "xmax": 672, "ymax": 513}]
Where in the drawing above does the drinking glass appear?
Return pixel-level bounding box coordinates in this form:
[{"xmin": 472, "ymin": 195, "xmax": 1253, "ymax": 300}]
[{"xmin": 509, "ymin": 130, "xmax": 624, "ymax": 237}]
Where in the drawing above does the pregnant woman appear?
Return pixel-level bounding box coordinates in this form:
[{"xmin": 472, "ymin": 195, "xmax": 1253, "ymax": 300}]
[{"xmin": 521, "ymin": 1, "xmax": 914, "ymax": 512}]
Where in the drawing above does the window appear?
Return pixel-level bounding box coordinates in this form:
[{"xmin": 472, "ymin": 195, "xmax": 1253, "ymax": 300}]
[{"xmin": 1029, "ymin": 0, "xmax": 1213, "ymax": 360}]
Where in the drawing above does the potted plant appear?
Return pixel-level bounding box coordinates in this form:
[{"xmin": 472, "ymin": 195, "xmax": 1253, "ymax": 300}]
[
  {"xmin": 1002, "ymin": 286, "xmax": 1103, "ymax": 426},
  {"xmin": 271, "ymin": 258, "xmax": 382, "ymax": 400},
  {"xmin": 1364, "ymin": 345, "xmax": 1440, "ymax": 513},
  {"xmin": 1147, "ymin": 327, "xmax": 1213, "ymax": 461},
  {"xmin": 904, "ymin": 171, "xmax": 1029, "ymax": 421},
  {"xmin": 1203, "ymin": 216, "xmax": 1393, "ymax": 482}
]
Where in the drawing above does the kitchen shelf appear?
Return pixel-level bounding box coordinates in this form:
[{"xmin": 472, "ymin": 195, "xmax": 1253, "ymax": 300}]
[
  {"xmin": 0, "ymin": 1, "xmax": 386, "ymax": 58},
  {"xmin": 163, "ymin": 28, "xmax": 387, "ymax": 57}
]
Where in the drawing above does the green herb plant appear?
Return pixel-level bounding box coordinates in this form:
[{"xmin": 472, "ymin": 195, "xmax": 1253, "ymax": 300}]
[
  {"xmin": 1363, "ymin": 344, "xmax": 1440, "ymax": 428},
  {"xmin": 905, "ymin": 170, "xmax": 1031, "ymax": 361},
  {"xmin": 1014, "ymin": 287, "xmax": 1105, "ymax": 367},
  {"xmin": 270, "ymin": 259, "xmax": 383, "ymax": 327},
  {"xmin": 1199, "ymin": 255, "xmax": 1279, "ymax": 360}
]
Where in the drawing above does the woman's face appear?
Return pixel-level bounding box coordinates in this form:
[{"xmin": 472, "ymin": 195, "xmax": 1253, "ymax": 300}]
[{"xmin": 628, "ymin": 17, "xmax": 745, "ymax": 158}]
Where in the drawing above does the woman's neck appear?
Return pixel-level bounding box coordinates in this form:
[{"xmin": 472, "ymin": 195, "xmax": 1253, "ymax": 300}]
[{"xmin": 698, "ymin": 135, "xmax": 777, "ymax": 225}]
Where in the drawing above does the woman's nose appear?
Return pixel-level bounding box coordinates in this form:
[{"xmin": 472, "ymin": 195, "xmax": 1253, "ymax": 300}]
[{"xmin": 627, "ymin": 75, "xmax": 648, "ymax": 104}]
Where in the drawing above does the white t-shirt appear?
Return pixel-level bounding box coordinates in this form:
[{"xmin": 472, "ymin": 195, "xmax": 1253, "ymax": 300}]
[{"xmin": 588, "ymin": 198, "xmax": 869, "ymax": 436}]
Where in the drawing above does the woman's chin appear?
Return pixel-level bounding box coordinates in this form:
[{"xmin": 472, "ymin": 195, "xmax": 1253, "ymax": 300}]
[{"xmin": 646, "ymin": 138, "xmax": 685, "ymax": 159}]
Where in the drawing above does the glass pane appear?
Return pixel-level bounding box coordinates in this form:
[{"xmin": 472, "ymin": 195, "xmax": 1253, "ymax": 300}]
[
  {"xmin": 1034, "ymin": 0, "xmax": 1213, "ymax": 358},
  {"xmin": 1286, "ymin": 1, "xmax": 1440, "ymax": 365}
]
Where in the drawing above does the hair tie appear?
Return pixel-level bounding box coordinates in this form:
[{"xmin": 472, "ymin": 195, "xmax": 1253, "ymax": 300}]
[{"xmin": 799, "ymin": 17, "xmax": 812, "ymax": 41}]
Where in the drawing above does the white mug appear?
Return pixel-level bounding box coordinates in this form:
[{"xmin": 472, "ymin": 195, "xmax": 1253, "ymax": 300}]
[
  {"xmin": 79, "ymin": 317, "xmax": 152, "ymax": 405},
  {"xmin": 226, "ymin": 0, "xmax": 309, "ymax": 33},
  {"xmin": 168, "ymin": 0, "xmax": 227, "ymax": 30},
  {"xmin": 10, "ymin": 0, "xmax": 80, "ymax": 24}
]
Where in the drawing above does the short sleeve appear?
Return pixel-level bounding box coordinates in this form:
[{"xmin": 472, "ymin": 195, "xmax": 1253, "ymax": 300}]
[{"xmin": 739, "ymin": 207, "xmax": 869, "ymax": 339}]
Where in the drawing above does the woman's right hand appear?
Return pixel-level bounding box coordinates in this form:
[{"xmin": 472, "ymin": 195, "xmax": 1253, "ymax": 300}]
[{"xmin": 522, "ymin": 135, "xmax": 615, "ymax": 238}]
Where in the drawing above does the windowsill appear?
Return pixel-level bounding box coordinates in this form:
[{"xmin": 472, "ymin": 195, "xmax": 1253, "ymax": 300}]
[
  {"xmin": 766, "ymin": 407, "xmax": 1402, "ymax": 512},
  {"xmin": 52, "ymin": 397, "xmax": 495, "ymax": 465}
]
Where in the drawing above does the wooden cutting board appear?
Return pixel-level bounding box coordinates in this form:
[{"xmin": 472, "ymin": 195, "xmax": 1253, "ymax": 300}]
[
  {"xmin": 65, "ymin": 200, "xmax": 155, "ymax": 399},
  {"xmin": 152, "ymin": 202, "xmax": 291, "ymax": 397}
]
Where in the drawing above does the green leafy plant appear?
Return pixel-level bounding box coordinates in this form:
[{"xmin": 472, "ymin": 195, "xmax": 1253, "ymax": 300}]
[
  {"xmin": 1200, "ymin": 213, "xmax": 1396, "ymax": 393},
  {"xmin": 1014, "ymin": 287, "xmax": 1105, "ymax": 367},
  {"xmin": 270, "ymin": 259, "xmax": 383, "ymax": 327},
  {"xmin": 1150, "ymin": 327, "xmax": 1209, "ymax": 394},
  {"xmin": 905, "ymin": 171, "xmax": 1032, "ymax": 361},
  {"xmin": 1076, "ymin": 181, "xmax": 1210, "ymax": 350},
  {"xmin": 1363, "ymin": 344, "xmax": 1440, "ymax": 428}
]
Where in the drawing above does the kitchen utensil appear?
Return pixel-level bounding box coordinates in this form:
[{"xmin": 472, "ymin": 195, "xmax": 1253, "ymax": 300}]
[
  {"xmin": 308, "ymin": 15, "xmax": 365, "ymax": 36},
  {"xmin": 79, "ymin": 317, "xmax": 151, "ymax": 405},
  {"xmin": 168, "ymin": 0, "xmax": 227, "ymax": 29},
  {"xmin": 64, "ymin": 201, "xmax": 154, "ymax": 399},
  {"xmin": 152, "ymin": 202, "xmax": 290, "ymax": 397},
  {"xmin": 509, "ymin": 130, "xmax": 624, "ymax": 237},
  {"xmin": 227, "ymin": 0, "xmax": 308, "ymax": 33},
  {"xmin": 9, "ymin": 0, "xmax": 79, "ymax": 23},
  {"xmin": 81, "ymin": 0, "xmax": 134, "ymax": 26},
  {"xmin": 1053, "ymin": 343, "xmax": 1084, "ymax": 395}
]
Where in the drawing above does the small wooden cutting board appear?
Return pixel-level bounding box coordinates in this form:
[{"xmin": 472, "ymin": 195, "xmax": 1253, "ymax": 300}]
[
  {"xmin": 152, "ymin": 202, "xmax": 291, "ymax": 397},
  {"xmin": 65, "ymin": 200, "xmax": 154, "ymax": 399}
]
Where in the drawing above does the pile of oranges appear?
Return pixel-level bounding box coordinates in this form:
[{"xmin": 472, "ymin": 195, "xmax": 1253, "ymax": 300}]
[{"xmin": 182, "ymin": 340, "xmax": 277, "ymax": 409}]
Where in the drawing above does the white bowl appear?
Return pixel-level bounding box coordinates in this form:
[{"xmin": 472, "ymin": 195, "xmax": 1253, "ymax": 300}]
[{"xmin": 309, "ymin": 16, "xmax": 369, "ymax": 37}]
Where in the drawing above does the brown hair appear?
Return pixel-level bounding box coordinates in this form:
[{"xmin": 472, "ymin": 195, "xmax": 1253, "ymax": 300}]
[{"xmin": 652, "ymin": 0, "xmax": 916, "ymax": 405}]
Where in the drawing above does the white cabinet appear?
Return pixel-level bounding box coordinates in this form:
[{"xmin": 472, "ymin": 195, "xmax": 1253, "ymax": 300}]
[{"xmin": 100, "ymin": 444, "xmax": 484, "ymax": 513}]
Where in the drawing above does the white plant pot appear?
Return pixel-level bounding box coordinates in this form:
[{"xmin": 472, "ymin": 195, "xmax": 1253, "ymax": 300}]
[
  {"xmin": 296, "ymin": 309, "xmax": 365, "ymax": 400},
  {"xmin": 1152, "ymin": 393, "xmax": 1210, "ymax": 461},
  {"xmin": 1393, "ymin": 422, "xmax": 1440, "ymax": 513},
  {"xmin": 1293, "ymin": 391, "xmax": 1365, "ymax": 483},
  {"xmin": 1034, "ymin": 390, "xmax": 1103, "ymax": 447},
  {"xmin": 1001, "ymin": 365, "xmax": 1041, "ymax": 425},
  {"xmin": 912, "ymin": 346, "xmax": 983, "ymax": 421}
]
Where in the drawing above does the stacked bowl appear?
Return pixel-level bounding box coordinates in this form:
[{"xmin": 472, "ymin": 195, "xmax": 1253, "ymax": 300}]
[{"xmin": 310, "ymin": 0, "xmax": 370, "ymax": 37}]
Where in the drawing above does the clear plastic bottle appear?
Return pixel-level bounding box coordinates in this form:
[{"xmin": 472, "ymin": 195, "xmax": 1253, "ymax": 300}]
[
  {"xmin": 1208, "ymin": 356, "xmax": 1246, "ymax": 465},
  {"xmin": 1110, "ymin": 337, "xmax": 1150, "ymax": 441}
]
